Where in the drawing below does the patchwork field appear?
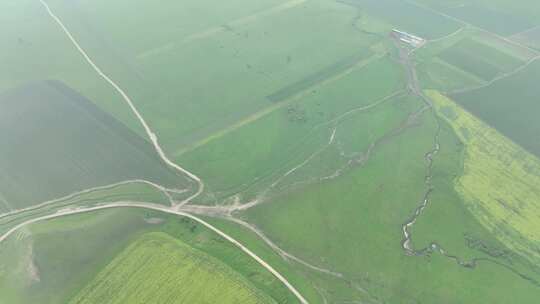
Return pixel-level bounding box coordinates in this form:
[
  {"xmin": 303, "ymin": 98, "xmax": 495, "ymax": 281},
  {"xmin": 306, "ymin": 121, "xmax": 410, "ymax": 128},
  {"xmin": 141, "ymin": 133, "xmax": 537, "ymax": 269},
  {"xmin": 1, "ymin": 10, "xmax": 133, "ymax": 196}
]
[
  {"xmin": 243, "ymin": 104, "xmax": 540, "ymax": 303},
  {"xmin": 178, "ymin": 55, "xmax": 406, "ymax": 200},
  {"xmin": 438, "ymin": 38, "xmax": 524, "ymax": 81},
  {"xmin": 451, "ymin": 60, "xmax": 540, "ymax": 158},
  {"xmin": 429, "ymin": 90, "xmax": 540, "ymax": 265},
  {"xmin": 415, "ymin": 27, "xmax": 535, "ymax": 92},
  {"xmin": 2, "ymin": 0, "xmax": 540, "ymax": 303},
  {"xmin": 415, "ymin": 0, "xmax": 540, "ymax": 36},
  {"xmin": 0, "ymin": 81, "xmax": 187, "ymax": 210},
  {"xmin": 339, "ymin": 0, "xmax": 461, "ymax": 39},
  {"xmin": 70, "ymin": 232, "xmax": 274, "ymax": 304},
  {"xmin": 0, "ymin": 208, "xmax": 306, "ymax": 304},
  {"xmin": 43, "ymin": 0, "xmax": 385, "ymax": 156}
]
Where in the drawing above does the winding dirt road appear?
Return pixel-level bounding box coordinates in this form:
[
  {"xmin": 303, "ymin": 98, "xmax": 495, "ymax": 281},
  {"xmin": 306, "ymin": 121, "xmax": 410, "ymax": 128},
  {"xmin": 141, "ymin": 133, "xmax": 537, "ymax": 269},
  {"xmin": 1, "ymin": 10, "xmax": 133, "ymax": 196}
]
[
  {"xmin": 0, "ymin": 201, "xmax": 309, "ymax": 304},
  {"xmin": 21, "ymin": 1, "xmax": 310, "ymax": 303},
  {"xmin": 38, "ymin": 0, "xmax": 203, "ymax": 207}
]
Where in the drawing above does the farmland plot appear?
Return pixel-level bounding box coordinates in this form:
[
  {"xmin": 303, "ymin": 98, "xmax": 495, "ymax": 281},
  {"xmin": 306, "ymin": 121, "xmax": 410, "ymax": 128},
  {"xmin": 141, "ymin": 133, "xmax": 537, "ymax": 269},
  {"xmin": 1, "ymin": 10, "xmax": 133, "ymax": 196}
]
[
  {"xmin": 0, "ymin": 81, "xmax": 187, "ymax": 210},
  {"xmin": 69, "ymin": 232, "xmax": 275, "ymax": 304}
]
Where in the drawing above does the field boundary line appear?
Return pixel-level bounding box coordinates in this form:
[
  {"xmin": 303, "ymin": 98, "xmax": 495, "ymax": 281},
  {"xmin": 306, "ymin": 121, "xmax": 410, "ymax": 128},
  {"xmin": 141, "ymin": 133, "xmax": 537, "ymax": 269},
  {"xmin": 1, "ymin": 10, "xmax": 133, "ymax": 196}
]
[
  {"xmin": 447, "ymin": 54, "xmax": 540, "ymax": 95},
  {"xmin": 138, "ymin": 0, "xmax": 308, "ymax": 59},
  {"xmin": 0, "ymin": 201, "xmax": 310, "ymax": 304},
  {"xmin": 509, "ymin": 25, "xmax": 540, "ymax": 39},
  {"xmin": 404, "ymin": 0, "xmax": 540, "ymax": 56},
  {"xmin": 0, "ymin": 179, "xmax": 187, "ymax": 220},
  {"xmin": 38, "ymin": 0, "xmax": 204, "ymax": 206},
  {"xmin": 174, "ymin": 53, "xmax": 385, "ymax": 157}
]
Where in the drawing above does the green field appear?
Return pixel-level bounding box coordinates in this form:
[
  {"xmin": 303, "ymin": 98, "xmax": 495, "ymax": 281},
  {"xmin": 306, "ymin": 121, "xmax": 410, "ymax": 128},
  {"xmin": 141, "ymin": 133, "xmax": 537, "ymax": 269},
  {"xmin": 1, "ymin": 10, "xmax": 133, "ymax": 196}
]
[
  {"xmin": 430, "ymin": 90, "xmax": 540, "ymax": 265},
  {"xmin": 0, "ymin": 81, "xmax": 186, "ymax": 210},
  {"xmin": 43, "ymin": 0, "xmax": 384, "ymax": 156},
  {"xmin": 178, "ymin": 55, "xmax": 405, "ymax": 201},
  {"xmin": 243, "ymin": 103, "xmax": 540, "ymax": 303},
  {"xmin": 438, "ymin": 38, "xmax": 524, "ymax": 80},
  {"xmin": 339, "ymin": 0, "xmax": 462, "ymax": 39},
  {"xmin": 2, "ymin": 0, "xmax": 540, "ymax": 303},
  {"xmin": 452, "ymin": 60, "xmax": 540, "ymax": 158},
  {"xmin": 416, "ymin": 0, "xmax": 539, "ymax": 35},
  {"xmin": 415, "ymin": 27, "xmax": 536, "ymax": 92},
  {"xmin": 69, "ymin": 232, "xmax": 275, "ymax": 304},
  {"xmin": 0, "ymin": 208, "xmax": 307, "ymax": 304}
]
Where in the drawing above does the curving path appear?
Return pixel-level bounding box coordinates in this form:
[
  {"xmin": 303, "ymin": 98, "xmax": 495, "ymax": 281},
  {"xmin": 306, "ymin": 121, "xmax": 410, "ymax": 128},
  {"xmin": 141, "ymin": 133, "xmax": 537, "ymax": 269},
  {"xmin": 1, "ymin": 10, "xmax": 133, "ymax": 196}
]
[
  {"xmin": 28, "ymin": 1, "xmax": 309, "ymax": 303},
  {"xmin": 38, "ymin": 0, "xmax": 203, "ymax": 206},
  {"xmin": 0, "ymin": 201, "xmax": 309, "ymax": 304}
]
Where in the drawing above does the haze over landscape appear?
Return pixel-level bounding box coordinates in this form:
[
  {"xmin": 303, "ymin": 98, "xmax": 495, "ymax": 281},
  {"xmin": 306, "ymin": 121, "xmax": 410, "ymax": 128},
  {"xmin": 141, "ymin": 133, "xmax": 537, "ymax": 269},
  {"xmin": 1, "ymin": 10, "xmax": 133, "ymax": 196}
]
[{"xmin": 1, "ymin": 0, "xmax": 540, "ymax": 303}]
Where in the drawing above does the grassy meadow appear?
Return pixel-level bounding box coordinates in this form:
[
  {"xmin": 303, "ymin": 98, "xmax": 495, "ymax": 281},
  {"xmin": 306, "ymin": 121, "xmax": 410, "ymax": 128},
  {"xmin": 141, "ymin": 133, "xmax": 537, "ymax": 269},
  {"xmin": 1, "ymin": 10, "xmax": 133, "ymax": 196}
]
[
  {"xmin": 177, "ymin": 55, "xmax": 406, "ymax": 201},
  {"xmin": 44, "ymin": 0, "xmax": 385, "ymax": 156},
  {"xmin": 2, "ymin": 0, "xmax": 540, "ymax": 303},
  {"xmin": 244, "ymin": 105, "xmax": 540, "ymax": 303},
  {"xmin": 438, "ymin": 38, "xmax": 524, "ymax": 80}
]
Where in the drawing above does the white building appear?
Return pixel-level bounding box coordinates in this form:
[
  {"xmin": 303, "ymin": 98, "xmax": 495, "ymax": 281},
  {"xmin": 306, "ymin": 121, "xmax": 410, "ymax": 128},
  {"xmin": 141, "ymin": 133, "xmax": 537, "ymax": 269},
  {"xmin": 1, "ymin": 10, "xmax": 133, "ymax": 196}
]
[{"xmin": 391, "ymin": 29, "xmax": 426, "ymax": 48}]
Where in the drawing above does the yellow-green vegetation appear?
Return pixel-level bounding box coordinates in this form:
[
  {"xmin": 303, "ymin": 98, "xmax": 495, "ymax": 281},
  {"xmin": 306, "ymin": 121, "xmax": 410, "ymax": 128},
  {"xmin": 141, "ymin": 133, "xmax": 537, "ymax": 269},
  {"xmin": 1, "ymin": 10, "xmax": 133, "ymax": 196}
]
[
  {"xmin": 427, "ymin": 89, "xmax": 540, "ymax": 264},
  {"xmin": 69, "ymin": 232, "xmax": 275, "ymax": 304}
]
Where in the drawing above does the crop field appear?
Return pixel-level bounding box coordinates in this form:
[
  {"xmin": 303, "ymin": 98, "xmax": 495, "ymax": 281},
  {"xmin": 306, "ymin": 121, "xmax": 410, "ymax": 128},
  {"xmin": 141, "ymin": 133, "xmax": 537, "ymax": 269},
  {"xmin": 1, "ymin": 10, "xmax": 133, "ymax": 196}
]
[
  {"xmin": 339, "ymin": 0, "xmax": 461, "ymax": 39},
  {"xmin": 438, "ymin": 38, "xmax": 524, "ymax": 80},
  {"xmin": 430, "ymin": 90, "xmax": 540, "ymax": 265},
  {"xmin": 43, "ymin": 0, "xmax": 385, "ymax": 156},
  {"xmin": 417, "ymin": 57, "xmax": 486, "ymax": 91},
  {"xmin": 177, "ymin": 55, "xmax": 406, "ymax": 200},
  {"xmin": 0, "ymin": 208, "xmax": 305, "ymax": 304},
  {"xmin": 451, "ymin": 60, "xmax": 540, "ymax": 158},
  {"xmin": 244, "ymin": 105, "xmax": 540, "ymax": 303},
  {"xmin": 3, "ymin": 0, "xmax": 540, "ymax": 303},
  {"xmin": 0, "ymin": 0, "xmax": 146, "ymax": 136},
  {"xmin": 0, "ymin": 209, "xmax": 152, "ymax": 304},
  {"xmin": 415, "ymin": 0, "xmax": 540, "ymax": 36},
  {"xmin": 415, "ymin": 26, "xmax": 537, "ymax": 92},
  {"xmin": 70, "ymin": 232, "xmax": 274, "ymax": 304},
  {"xmin": 0, "ymin": 80, "xmax": 186, "ymax": 210}
]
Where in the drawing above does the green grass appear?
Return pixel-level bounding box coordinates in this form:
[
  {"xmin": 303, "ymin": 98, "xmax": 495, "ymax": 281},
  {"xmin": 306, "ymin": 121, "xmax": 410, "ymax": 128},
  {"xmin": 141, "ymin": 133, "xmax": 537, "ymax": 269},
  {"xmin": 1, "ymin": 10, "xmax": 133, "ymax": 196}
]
[
  {"xmin": 69, "ymin": 232, "xmax": 275, "ymax": 304},
  {"xmin": 0, "ymin": 182, "xmax": 172, "ymax": 237},
  {"xmin": 178, "ymin": 55, "xmax": 405, "ymax": 201},
  {"xmin": 44, "ymin": 0, "xmax": 383, "ymax": 156},
  {"xmin": 0, "ymin": 81, "xmax": 186, "ymax": 210},
  {"xmin": 0, "ymin": 0, "xmax": 145, "ymax": 136},
  {"xmin": 0, "ymin": 207, "xmax": 309, "ymax": 304},
  {"xmin": 451, "ymin": 60, "xmax": 540, "ymax": 158},
  {"xmin": 0, "ymin": 209, "xmax": 151, "ymax": 304},
  {"xmin": 414, "ymin": 27, "xmax": 535, "ymax": 92},
  {"xmin": 417, "ymin": 57, "xmax": 486, "ymax": 92},
  {"xmin": 243, "ymin": 101, "xmax": 540, "ymax": 303},
  {"xmin": 429, "ymin": 90, "xmax": 540, "ymax": 265}
]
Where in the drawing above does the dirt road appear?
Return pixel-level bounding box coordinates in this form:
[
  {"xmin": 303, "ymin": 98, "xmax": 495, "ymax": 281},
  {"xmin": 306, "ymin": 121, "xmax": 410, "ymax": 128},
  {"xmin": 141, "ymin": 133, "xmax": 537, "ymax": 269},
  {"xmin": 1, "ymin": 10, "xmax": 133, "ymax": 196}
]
[
  {"xmin": 0, "ymin": 200, "xmax": 309, "ymax": 303},
  {"xmin": 38, "ymin": 0, "xmax": 204, "ymax": 206}
]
